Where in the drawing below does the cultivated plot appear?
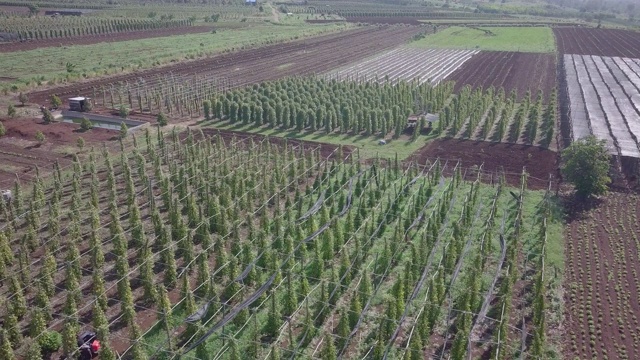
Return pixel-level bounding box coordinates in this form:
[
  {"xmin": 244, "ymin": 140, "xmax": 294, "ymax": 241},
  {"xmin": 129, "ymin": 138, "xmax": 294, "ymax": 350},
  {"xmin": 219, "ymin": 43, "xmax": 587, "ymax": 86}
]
[
  {"xmin": 325, "ymin": 48, "xmax": 478, "ymax": 85},
  {"xmin": 446, "ymin": 51, "xmax": 557, "ymax": 102},
  {"xmin": 554, "ymin": 27, "xmax": 640, "ymax": 58},
  {"xmin": 563, "ymin": 54, "xmax": 640, "ymax": 158}
]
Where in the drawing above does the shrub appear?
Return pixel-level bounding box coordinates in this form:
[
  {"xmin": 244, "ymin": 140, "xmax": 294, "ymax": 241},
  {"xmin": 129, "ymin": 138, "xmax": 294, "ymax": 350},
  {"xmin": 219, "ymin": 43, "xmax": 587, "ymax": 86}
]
[
  {"xmin": 80, "ymin": 117, "xmax": 93, "ymax": 131},
  {"xmin": 18, "ymin": 92, "xmax": 28, "ymax": 106},
  {"xmin": 35, "ymin": 131, "xmax": 45, "ymax": 143},
  {"xmin": 119, "ymin": 105, "xmax": 129, "ymax": 119},
  {"xmin": 157, "ymin": 113, "xmax": 168, "ymax": 127},
  {"xmin": 0, "ymin": 121, "xmax": 5, "ymax": 137},
  {"xmin": 561, "ymin": 135, "xmax": 611, "ymax": 198},
  {"xmin": 7, "ymin": 105, "xmax": 16, "ymax": 118},
  {"xmin": 77, "ymin": 137, "xmax": 85, "ymax": 150},
  {"xmin": 50, "ymin": 95, "xmax": 62, "ymax": 109},
  {"xmin": 38, "ymin": 331, "xmax": 62, "ymax": 353},
  {"xmin": 42, "ymin": 109, "xmax": 54, "ymax": 124}
]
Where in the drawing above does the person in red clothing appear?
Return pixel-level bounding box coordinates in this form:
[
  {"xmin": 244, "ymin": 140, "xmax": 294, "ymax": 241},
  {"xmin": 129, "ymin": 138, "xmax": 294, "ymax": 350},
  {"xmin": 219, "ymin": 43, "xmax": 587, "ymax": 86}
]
[
  {"xmin": 91, "ymin": 339, "xmax": 101, "ymax": 354},
  {"xmin": 78, "ymin": 330, "xmax": 100, "ymax": 360}
]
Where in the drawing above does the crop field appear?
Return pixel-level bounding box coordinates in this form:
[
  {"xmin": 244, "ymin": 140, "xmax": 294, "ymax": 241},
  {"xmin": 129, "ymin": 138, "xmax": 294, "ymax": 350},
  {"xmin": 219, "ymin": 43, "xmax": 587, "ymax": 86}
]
[
  {"xmin": 28, "ymin": 26, "xmax": 419, "ymax": 108},
  {"xmin": 562, "ymin": 54, "xmax": 640, "ymax": 158},
  {"xmin": 2, "ymin": 22, "xmax": 351, "ymax": 92},
  {"xmin": 0, "ymin": 126, "xmax": 561, "ymax": 360},
  {"xmin": 446, "ymin": 52, "xmax": 557, "ymax": 102},
  {"xmin": 407, "ymin": 138, "xmax": 559, "ymax": 189},
  {"xmin": 325, "ymin": 48, "xmax": 479, "ymax": 85},
  {"xmin": 554, "ymin": 27, "xmax": 640, "ymax": 58},
  {"xmin": 437, "ymin": 84, "xmax": 558, "ymax": 148},
  {"xmin": 409, "ymin": 26, "xmax": 556, "ymax": 53},
  {"xmin": 0, "ymin": 25, "xmax": 216, "ymax": 53},
  {"xmin": 564, "ymin": 192, "xmax": 640, "ymax": 360}
]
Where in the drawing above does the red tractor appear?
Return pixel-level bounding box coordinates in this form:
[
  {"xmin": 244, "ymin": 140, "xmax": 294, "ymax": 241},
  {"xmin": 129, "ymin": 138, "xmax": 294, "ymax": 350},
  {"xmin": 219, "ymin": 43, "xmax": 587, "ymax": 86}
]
[{"xmin": 78, "ymin": 331, "xmax": 100, "ymax": 360}]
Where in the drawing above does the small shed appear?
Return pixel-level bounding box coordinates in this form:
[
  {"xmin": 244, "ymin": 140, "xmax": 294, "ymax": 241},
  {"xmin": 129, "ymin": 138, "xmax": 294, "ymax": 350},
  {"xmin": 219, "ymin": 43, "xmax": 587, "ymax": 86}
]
[{"xmin": 68, "ymin": 97, "xmax": 91, "ymax": 112}]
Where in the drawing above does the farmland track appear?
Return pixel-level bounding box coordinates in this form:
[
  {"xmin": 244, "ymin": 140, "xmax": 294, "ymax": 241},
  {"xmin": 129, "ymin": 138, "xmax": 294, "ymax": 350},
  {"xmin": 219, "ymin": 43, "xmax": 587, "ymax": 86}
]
[
  {"xmin": 554, "ymin": 27, "xmax": 640, "ymax": 58},
  {"xmin": 446, "ymin": 51, "xmax": 556, "ymax": 102},
  {"xmin": 29, "ymin": 26, "xmax": 420, "ymax": 105},
  {"xmin": 0, "ymin": 25, "xmax": 216, "ymax": 53}
]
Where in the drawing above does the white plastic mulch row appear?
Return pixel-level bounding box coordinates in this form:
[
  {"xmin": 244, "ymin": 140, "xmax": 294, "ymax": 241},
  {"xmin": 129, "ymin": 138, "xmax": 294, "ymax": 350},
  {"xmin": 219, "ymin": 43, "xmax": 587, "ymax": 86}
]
[
  {"xmin": 564, "ymin": 54, "xmax": 640, "ymax": 158},
  {"xmin": 325, "ymin": 48, "xmax": 479, "ymax": 85}
]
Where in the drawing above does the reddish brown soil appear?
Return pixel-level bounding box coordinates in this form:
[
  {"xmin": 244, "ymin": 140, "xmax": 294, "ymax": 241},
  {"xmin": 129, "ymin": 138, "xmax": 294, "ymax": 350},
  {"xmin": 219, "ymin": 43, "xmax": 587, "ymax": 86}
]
[
  {"xmin": 345, "ymin": 17, "xmax": 424, "ymax": 25},
  {"xmin": 200, "ymin": 128, "xmax": 354, "ymax": 160},
  {"xmin": 0, "ymin": 26, "xmax": 215, "ymax": 53},
  {"xmin": 446, "ymin": 51, "xmax": 557, "ymax": 102},
  {"xmin": 0, "ymin": 116, "xmax": 116, "ymax": 186},
  {"xmin": 305, "ymin": 19, "xmax": 347, "ymax": 24},
  {"xmin": 406, "ymin": 138, "xmax": 559, "ymax": 189},
  {"xmin": 554, "ymin": 27, "xmax": 640, "ymax": 58},
  {"xmin": 564, "ymin": 192, "xmax": 640, "ymax": 360},
  {"xmin": 28, "ymin": 26, "xmax": 420, "ymax": 106}
]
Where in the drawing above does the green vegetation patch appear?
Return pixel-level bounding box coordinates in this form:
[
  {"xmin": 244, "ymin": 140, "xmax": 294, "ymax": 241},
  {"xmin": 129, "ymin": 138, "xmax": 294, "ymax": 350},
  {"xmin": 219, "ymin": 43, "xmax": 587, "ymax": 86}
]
[
  {"xmin": 0, "ymin": 23, "xmax": 347, "ymax": 90},
  {"xmin": 410, "ymin": 26, "xmax": 556, "ymax": 53}
]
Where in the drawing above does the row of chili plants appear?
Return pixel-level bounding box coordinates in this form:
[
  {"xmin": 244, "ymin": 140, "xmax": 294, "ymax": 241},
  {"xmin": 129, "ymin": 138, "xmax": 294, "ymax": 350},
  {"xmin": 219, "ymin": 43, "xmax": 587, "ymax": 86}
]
[
  {"xmin": 205, "ymin": 77, "xmax": 454, "ymax": 139},
  {"xmin": 0, "ymin": 17, "xmax": 193, "ymax": 41},
  {"xmin": 438, "ymin": 86, "xmax": 557, "ymax": 148}
]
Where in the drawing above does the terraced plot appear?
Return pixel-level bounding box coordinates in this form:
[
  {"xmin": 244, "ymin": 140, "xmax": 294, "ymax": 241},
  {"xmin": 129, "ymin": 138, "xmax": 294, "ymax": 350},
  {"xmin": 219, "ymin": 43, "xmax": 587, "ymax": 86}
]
[{"xmin": 563, "ymin": 54, "xmax": 640, "ymax": 158}]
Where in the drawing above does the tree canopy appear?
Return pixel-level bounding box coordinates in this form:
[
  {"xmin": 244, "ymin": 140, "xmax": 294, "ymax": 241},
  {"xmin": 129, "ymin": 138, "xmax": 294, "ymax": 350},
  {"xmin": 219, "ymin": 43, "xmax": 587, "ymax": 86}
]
[{"xmin": 561, "ymin": 135, "xmax": 611, "ymax": 198}]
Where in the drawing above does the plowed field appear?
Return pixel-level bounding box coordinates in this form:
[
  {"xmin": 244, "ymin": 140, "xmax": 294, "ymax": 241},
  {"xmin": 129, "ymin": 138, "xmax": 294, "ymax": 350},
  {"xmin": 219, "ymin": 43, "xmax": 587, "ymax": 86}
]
[
  {"xmin": 554, "ymin": 27, "xmax": 640, "ymax": 58},
  {"xmin": 564, "ymin": 192, "xmax": 640, "ymax": 360},
  {"xmin": 406, "ymin": 138, "xmax": 559, "ymax": 189},
  {"xmin": 29, "ymin": 26, "xmax": 419, "ymax": 106},
  {"xmin": 446, "ymin": 51, "xmax": 556, "ymax": 101}
]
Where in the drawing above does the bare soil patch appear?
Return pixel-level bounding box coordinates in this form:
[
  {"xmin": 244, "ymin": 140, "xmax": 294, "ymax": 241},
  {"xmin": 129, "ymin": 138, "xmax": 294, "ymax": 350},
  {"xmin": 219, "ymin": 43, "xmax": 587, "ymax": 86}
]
[
  {"xmin": 554, "ymin": 27, "xmax": 640, "ymax": 58},
  {"xmin": 446, "ymin": 51, "xmax": 557, "ymax": 102},
  {"xmin": 0, "ymin": 116, "xmax": 116, "ymax": 185},
  {"xmin": 406, "ymin": 138, "xmax": 559, "ymax": 189}
]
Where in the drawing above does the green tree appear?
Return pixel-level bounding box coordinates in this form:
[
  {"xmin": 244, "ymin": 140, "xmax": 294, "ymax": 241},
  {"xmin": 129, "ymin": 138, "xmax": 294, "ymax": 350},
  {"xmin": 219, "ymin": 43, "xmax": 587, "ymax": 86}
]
[
  {"xmin": 50, "ymin": 95, "xmax": 62, "ymax": 109},
  {"xmin": 7, "ymin": 105, "xmax": 16, "ymax": 118},
  {"xmin": 27, "ymin": 4, "xmax": 39, "ymax": 16},
  {"xmin": 24, "ymin": 337, "xmax": 43, "ymax": 360},
  {"xmin": 157, "ymin": 112, "xmax": 168, "ymax": 126},
  {"xmin": 321, "ymin": 332, "xmax": 337, "ymax": 360},
  {"xmin": 0, "ymin": 328, "xmax": 15, "ymax": 360},
  {"xmin": 119, "ymin": 122, "xmax": 128, "ymax": 139},
  {"xmin": 203, "ymin": 100, "xmax": 212, "ymax": 120},
  {"xmin": 264, "ymin": 290, "xmax": 281, "ymax": 338},
  {"xmin": 561, "ymin": 135, "xmax": 611, "ymax": 198}
]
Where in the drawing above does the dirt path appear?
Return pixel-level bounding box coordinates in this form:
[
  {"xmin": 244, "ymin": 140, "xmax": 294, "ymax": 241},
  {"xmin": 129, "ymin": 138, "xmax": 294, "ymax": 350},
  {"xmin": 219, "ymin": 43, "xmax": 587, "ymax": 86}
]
[{"xmin": 268, "ymin": 2, "xmax": 280, "ymax": 23}]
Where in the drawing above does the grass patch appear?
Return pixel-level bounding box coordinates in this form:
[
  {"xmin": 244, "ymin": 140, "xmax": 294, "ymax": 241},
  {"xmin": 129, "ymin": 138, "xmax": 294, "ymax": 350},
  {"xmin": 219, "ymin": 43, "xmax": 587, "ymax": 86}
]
[
  {"xmin": 409, "ymin": 26, "xmax": 556, "ymax": 53},
  {"xmin": 200, "ymin": 119, "xmax": 437, "ymax": 160},
  {"xmin": 0, "ymin": 23, "xmax": 348, "ymax": 90}
]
